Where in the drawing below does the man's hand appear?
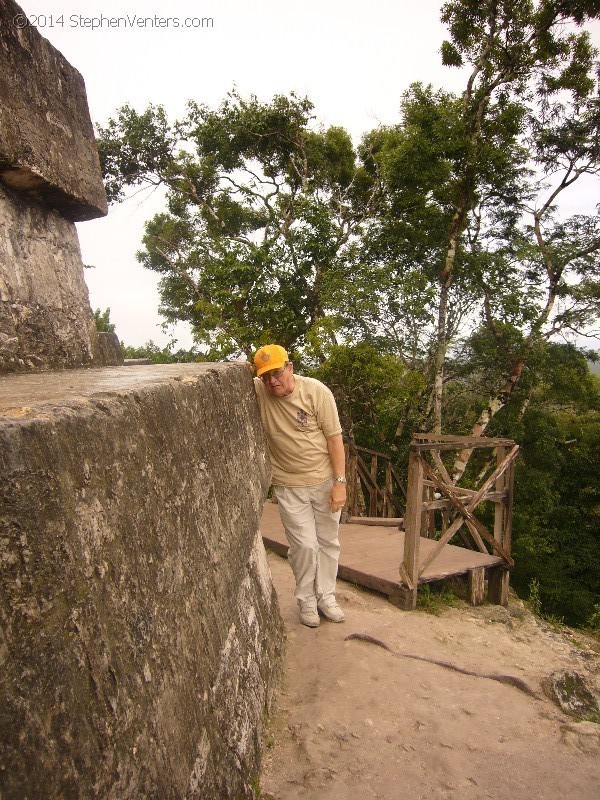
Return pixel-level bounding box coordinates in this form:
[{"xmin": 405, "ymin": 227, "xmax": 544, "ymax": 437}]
[{"xmin": 329, "ymin": 480, "xmax": 347, "ymax": 513}]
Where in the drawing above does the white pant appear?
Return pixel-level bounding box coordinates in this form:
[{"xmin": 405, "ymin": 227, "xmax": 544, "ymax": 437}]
[{"xmin": 273, "ymin": 479, "xmax": 341, "ymax": 605}]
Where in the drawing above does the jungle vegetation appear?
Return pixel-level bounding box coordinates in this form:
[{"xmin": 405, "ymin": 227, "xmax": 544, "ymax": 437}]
[{"xmin": 97, "ymin": 0, "xmax": 600, "ymax": 628}]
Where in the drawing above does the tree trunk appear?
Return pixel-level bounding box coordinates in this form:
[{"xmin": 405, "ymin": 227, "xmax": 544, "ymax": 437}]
[
  {"xmin": 451, "ymin": 360, "xmax": 525, "ymax": 483},
  {"xmin": 433, "ymin": 208, "xmax": 463, "ymax": 433},
  {"xmin": 432, "ymin": 282, "xmax": 450, "ymax": 434}
]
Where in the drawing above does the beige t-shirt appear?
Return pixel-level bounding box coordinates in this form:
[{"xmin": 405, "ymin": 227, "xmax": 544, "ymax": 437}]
[{"xmin": 254, "ymin": 374, "xmax": 342, "ymax": 487}]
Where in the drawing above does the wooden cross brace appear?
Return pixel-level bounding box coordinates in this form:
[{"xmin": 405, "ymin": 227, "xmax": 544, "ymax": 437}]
[{"xmin": 416, "ymin": 445, "xmax": 519, "ymax": 577}]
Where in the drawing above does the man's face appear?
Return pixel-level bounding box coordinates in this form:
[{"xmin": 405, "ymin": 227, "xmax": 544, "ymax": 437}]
[{"xmin": 261, "ymin": 362, "xmax": 295, "ymax": 397}]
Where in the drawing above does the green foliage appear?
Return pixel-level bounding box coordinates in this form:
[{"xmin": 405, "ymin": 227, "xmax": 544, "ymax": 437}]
[
  {"xmin": 97, "ymin": 91, "xmax": 383, "ymax": 360},
  {"xmin": 417, "ymin": 582, "xmax": 462, "ymax": 614},
  {"xmin": 93, "ymin": 308, "xmax": 116, "ymax": 333},
  {"xmin": 98, "ymin": 104, "xmax": 176, "ymax": 203},
  {"xmin": 95, "ymin": 7, "xmax": 600, "ymax": 628},
  {"xmin": 528, "ymin": 578, "xmax": 542, "ymax": 616},
  {"xmin": 588, "ymin": 605, "xmax": 600, "ymax": 631},
  {"xmin": 309, "ymin": 343, "xmax": 425, "ymax": 459},
  {"xmin": 121, "ymin": 340, "xmax": 206, "ymax": 363},
  {"xmin": 498, "ymin": 365, "xmax": 600, "ymax": 627}
]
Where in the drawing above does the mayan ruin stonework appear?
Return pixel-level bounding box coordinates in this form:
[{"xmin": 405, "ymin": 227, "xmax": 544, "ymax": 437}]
[
  {"xmin": 0, "ymin": 364, "xmax": 284, "ymax": 799},
  {"xmin": 0, "ymin": 0, "xmax": 117, "ymax": 373},
  {"xmin": 0, "ymin": 3, "xmax": 285, "ymax": 797}
]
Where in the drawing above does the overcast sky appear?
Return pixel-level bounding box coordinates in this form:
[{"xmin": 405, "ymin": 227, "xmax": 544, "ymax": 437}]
[{"xmin": 21, "ymin": 0, "xmax": 600, "ymax": 349}]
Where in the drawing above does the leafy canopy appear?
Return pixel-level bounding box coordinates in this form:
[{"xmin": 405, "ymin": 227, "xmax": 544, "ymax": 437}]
[{"xmin": 98, "ymin": 92, "xmax": 382, "ymax": 360}]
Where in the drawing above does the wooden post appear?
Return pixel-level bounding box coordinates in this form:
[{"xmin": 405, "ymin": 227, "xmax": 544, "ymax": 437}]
[
  {"xmin": 370, "ymin": 454, "xmax": 378, "ymax": 516},
  {"xmin": 420, "ymin": 484, "xmax": 432, "ymax": 537},
  {"xmin": 389, "ymin": 587, "xmax": 418, "ymax": 611},
  {"xmin": 468, "ymin": 567, "xmax": 485, "ymax": 605},
  {"xmin": 494, "ymin": 446, "xmax": 505, "ymax": 545},
  {"xmin": 399, "ymin": 448, "xmax": 424, "ymax": 610},
  {"xmin": 441, "ymin": 508, "xmax": 448, "ymax": 537},
  {"xmin": 488, "ymin": 567, "xmax": 510, "ymax": 606},
  {"xmin": 385, "ymin": 461, "xmax": 393, "ymax": 517},
  {"xmin": 504, "ymin": 458, "xmax": 515, "ymax": 556},
  {"xmin": 346, "ymin": 444, "xmax": 357, "ymax": 518}
]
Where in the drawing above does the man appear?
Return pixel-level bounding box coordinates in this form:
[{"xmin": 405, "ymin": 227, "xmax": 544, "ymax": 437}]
[{"xmin": 252, "ymin": 344, "xmax": 347, "ymax": 628}]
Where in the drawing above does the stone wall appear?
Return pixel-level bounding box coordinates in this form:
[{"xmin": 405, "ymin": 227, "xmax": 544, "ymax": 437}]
[
  {"xmin": 0, "ymin": 363, "xmax": 284, "ymax": 799},
  {"xmin": 0, "ymin": 0, "xmax": 115, "ymax": 374},
  {"xmin": 0, "ymin": 182, "xmax": 115, "ymax": 372},
  {"xmin": 0, "ymin": 0, "xmax": 107, "ymax": 220}
]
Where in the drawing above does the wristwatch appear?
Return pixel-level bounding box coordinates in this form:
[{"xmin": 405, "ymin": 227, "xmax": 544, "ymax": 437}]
[{"xmin": 334, "ymin": 476, "xmax": 347, "ymax": 484}]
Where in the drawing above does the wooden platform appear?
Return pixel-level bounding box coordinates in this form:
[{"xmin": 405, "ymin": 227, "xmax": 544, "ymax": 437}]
[{"xmin": 260, "ymin": 502, "xmax": 505, "ymax": 602}]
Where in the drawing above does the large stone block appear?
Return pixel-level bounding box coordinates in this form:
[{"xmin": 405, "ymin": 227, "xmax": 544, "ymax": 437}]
[
  {"xmin": 0, "ymin": 0, "xmax": 107, "ymax": 221},
  {"xmin": 0, "ymin": 182, "xmax": 104, "ymax": 373},
  {"xmin": 0, "ymin": 363, "xmax": 283, "ymax": 799}
]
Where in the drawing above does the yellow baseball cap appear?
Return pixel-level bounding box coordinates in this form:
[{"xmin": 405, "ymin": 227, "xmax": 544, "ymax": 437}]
[{"xmin": 254, "ymin": 344, "xmax": 289, "ymax": 377}]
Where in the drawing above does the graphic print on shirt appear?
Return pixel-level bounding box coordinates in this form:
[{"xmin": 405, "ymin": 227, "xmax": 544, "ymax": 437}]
[{"xmin": 296, "ymin": 409, "xmax": 309, "ymax": 426}]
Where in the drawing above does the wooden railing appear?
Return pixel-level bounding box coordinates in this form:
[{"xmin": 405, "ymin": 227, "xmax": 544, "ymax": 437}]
[
  {"xmin": 397, "ymin": 434, "xmax": 518, "ymax": 609},
  {"xmin": 343, "ymin": 442, "xmax": 406, "ymax": 525}
]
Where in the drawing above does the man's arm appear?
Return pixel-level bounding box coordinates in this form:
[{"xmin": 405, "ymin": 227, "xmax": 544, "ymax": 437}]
[{"xmin": 326, "ymin": 434, "xmax": 347, "ymax": 513}]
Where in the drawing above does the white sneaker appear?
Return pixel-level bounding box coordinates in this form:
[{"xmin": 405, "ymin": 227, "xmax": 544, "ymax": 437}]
[
  {"xmin": 299, "ymin": 602, "xmax": 320, "ymax": 628},
  {"xmin": 317, "ymin": 599, "xmax": 345, "ymax": 623}
]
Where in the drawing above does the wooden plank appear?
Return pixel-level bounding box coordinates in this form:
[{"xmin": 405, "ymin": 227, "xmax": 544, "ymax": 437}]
[
  {"xmin": 421, "ymin": 494, "xmax": 503, "ymax": 510},
  {"xmin": 464, "ymin": 518, "xmax": 489, "ymax": 555},
  {"xmin": 466, "ymin": 515, "xmax": 513, "ymax": 565},
  {"xmin": 412, "ymin": 434, "xmax": 515, "ymax": 446},
  {"xmin": 370, "ymin": 454, "xmax": 378, "ymax": 516},
  {"xmin": 400, "ymin": 450, "xmax": 424, "ymax": 608},
  {"xmin": 488, "ymin": 567, "xmax": 510, "ymax": 606},
  {"xmin": 417, "ymin": 509, "xmax": 467, "ymax": 575},
  {"xmin": 380, "ymin": 488, "xmax": 404, "ymax": 516},
  {"xmin": 431, "ymin": 449, "xmax": 453, "ymax": 485},
  {"xmin": 388, "ymin": 463, "xmax": 407, "ymax": 501},
  {"xmin": 468, "ymin": 567, "xmax": 486, "ymax": 605},
  {"xmin": 356, "ymin": 444, "xmax": 395, "ymax": 459},
  {"xmin": 345, "ymin": 515, "xmax": 404, "ymax": 527},
  {"xmin": 420, "ymin": 459, "xmax": 515, "ymax": 565},
  {"xmin": 260, "ymin": 503, "xmax": 506, "ymax": 605},
  {"xmin": 346, "ymin": 444, "xmax": 358, "ymax": 517},
  {"xmin": 385, "ymin": 463, "xmax": 393, "ymax": 517},
  {"xmin": 422, "ymin": 481, "xmax": 504, "ymax": 500},
  {"xmin": 421, "ymin": 484, "xmax": 434, "ymax": 538},
  {"xmin": 398, "ymin": 561, "xmax": 414, "ymax": 590},
  {"xmin": 418, "ymin": 463, "xmax": 489, "ymax": 567},
  {"xmin": 411, "ymin": 438, "xmax": 516, "ymax": 452},
  {"xmin": 389, "ymin": 587, "xmax": 417, "ymax": 611},
  {"xmin": 357, "ymin": 459, "xmax": 377, "ymax": 492},
  {"xmin": 494, "ymin": 446, "xmax": 505, "ymax": 544},
  {"xmin": 466, "ymin": 445, "xmax": 520, "ymax": 509},
  {"xmin": 504, "ymin": 459, "xmax": 515, "ymax": 556}
]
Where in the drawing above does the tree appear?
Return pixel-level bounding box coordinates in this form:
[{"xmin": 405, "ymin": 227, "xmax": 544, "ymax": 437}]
[
  {"xmin": 450, "ymin": 48, "xmax": 600, "ymax": 479},
  {"xmin": 428, "ymin": 0, "xmax": 599, "ymax": 432},
  {"xmin": 93, "ymin": 307, "xmax": 116, "ymax": 333},
  {"xmin": 97, "ymin": 92, "xmax": 382, "ymax": 361},
  {"xmin": 120, "ymin": 340, "xmax": 206, "ymax": 363},
  {"xmin": 311, "ymin": 342, "xmax": 425, "ymax": 457},
  {"xmin": 497, "ymin": 345, "xmax": 600, "ymax": 626},
  {"xmin": 360, "ymin": 1, "xmax": 599, "ymax": 458}
]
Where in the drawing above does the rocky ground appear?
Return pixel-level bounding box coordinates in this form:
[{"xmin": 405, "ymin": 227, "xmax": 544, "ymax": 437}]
[{"xmin": 260, "ymin": 550, "xmax": 600, "ymax": 800}]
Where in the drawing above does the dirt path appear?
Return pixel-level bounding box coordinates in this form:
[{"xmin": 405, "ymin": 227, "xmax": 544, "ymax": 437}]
[{"xmin": 260, "ymin": 550, "xmax": 600, "ymax": 800}]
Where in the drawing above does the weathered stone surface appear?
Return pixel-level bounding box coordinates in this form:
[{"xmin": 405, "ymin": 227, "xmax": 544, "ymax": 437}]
[
  {"xmin": 0, "ymin": 0, "xmax": 107, "ymax": 221},
  {"xmin": 542, "ymin": 670, "xmax": 600, "ymax": 722},
  {"xmin": 95, "ymin": 331, "xmax": 124, "ymax": 366},
  {"xmin": 0, "ymin": 363, "xmax": 283, "ymax": 799},
  {"xmin": 560, "ymin": 720, "xmax": 600, "ymax": 754},
  {"xmin": 0, "ymin": 182, "xmax": 105, "ymax": 374}
]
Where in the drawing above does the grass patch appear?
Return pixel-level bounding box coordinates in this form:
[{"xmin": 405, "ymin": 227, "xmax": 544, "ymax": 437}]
[{"xmin": 417, "ymin": 582, "xmax": 463, "ymax": 615}]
